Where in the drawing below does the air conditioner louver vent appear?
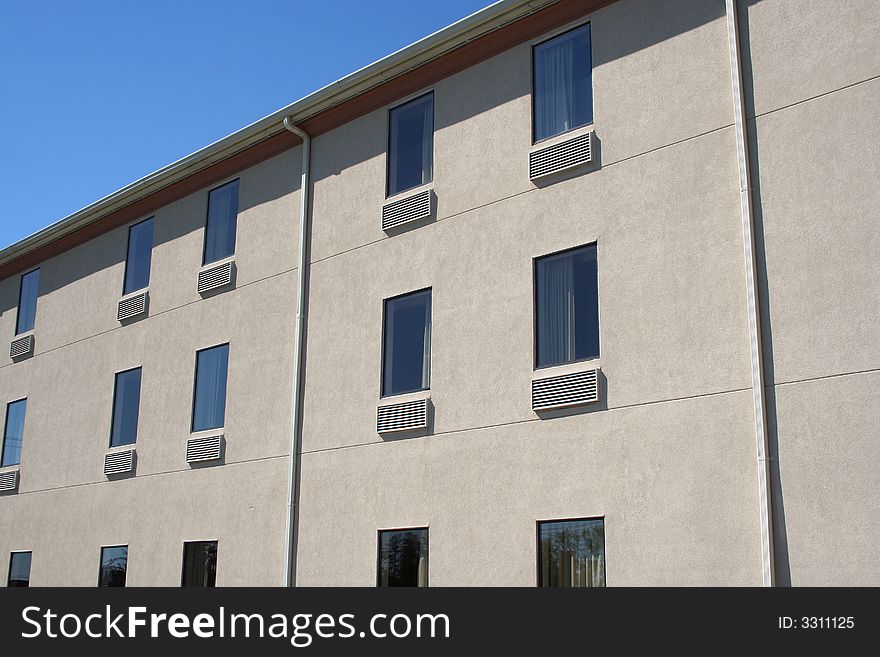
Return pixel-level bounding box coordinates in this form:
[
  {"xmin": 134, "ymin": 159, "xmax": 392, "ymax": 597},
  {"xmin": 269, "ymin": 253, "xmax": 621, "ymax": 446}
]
[
  {"xmin": 10, "ymin": 334, "xmax": 34, "ymax": 359},
  {"xmin": 186, "ymin": 434, "xmax": 224, "ymax": 463},
  {"xmin": 117, "ymin": 291, "xmax": 149, "ymax": 321},
  {"xmin": 382, "ymin": 189, "xmax": 433, "ymax": 231},
  {"xmin": 0, "ymin": 470, "xmax": 18, "ymax": 492},
  {"xmin": 198, "ymin": 260, "xmax": 234, "ymax": 294},
  {"xmin": 532, "ymin": 369, "xmax": 599, "ymax": 411},
  {"xmin": 104, "ymin": 449, "xmax": 135, "ymax": 476},
  {"xmin": 529, "ymin": 132, "xmax": 593, "ymax": 180},
  {"xmin": 377, "ymin": 398, "xmax": 429, "ymax": 433}
]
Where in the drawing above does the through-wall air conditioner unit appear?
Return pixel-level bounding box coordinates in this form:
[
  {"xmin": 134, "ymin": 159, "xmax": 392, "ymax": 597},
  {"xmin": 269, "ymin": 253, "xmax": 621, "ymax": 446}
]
[
  {"xmin": 104, "ymin": 449, "xmax": 135, "ymax": 476},
  {"xmin": 0, "ymin": 470, "xmax": 19, "ymax": 492},
  {"xmin": 186, "ymin": 434, "xmax": 224, "ymax": 463},
  {"xmin": 532, "ymin": 368, "xmax": 600, "ymax": 412},
  {"xmin": 10, "ymin": 334, "xmax": 34, "ymax": 359},
  {"xmin": 198, "ymin": 259, "xmax": 235, "ymax": 294},
  {"xmin": 117, "ymin": 290, "xmax": 149, "ymax": 322},
  {"xmin": 529, "ymin": 131, "xmax": 593, "ymax": 180},
  {"xmin": 381, "ymin": 188, "xmax": 433, "ymax": 232},
  {"xmin": 377, "ymin": 397, "xmax": 430, "ymax": 433}
]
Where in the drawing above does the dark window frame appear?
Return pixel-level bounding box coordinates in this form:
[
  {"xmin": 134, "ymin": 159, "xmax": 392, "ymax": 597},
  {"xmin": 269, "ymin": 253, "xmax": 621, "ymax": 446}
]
[
  {"xmin": 122, "ymin": 216, "xmax": 155, "ymax": 295},
  {"xmin": 201, "ymin": 178, "xmax": 240, "ymax": 266},
  {"xmin": 15, "ymin": 267, "xmax": 40, "ymax": 336},
  {"xmin": 97, "ymin": 545, "xmax": 129, "ymax": 587},
  {"xmin": 376, "ymin": 527, "xmax": 429, "ymax": 588},
  {"xmin": 385, "ymin": 91, "xmax": 435, "ymax": 198},
  {"xmin": 181, "ymin": 540, "xmax": 218, "ymax": 588},
  {"xmin": 530, "ymin": 21, "xmax": 593, "ymax": 145},
  {"xmin": 190, "ymin": 343, "xmax": 230, "ymax": 433},
  {"xmin": 535, "ymin": 516, "xmax": 606, "ymax": 587},
  {"xmin": 109, "ymin": 367, "xmax": 143, "ymax": 448},
  {"xmin": 7, "ymin": 551, "xmax": 32, "ymax": 587},
  {"xmin": 380, "ymin": 288, "xmax": 432, "ymax": 398},
  {"xmin": 1, "ymin": 398, "xmax": 27, "ymax": 468},
  {"xmin": 532, "ymin": 242, "xmax": 600, "ymax": 370}
]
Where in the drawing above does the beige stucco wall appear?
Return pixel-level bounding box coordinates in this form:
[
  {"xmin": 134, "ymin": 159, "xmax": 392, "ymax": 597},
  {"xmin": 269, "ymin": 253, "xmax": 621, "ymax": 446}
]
[
  {"xmin": 297, "ymin": 0, "xmax": 767, "ymax": 586},
  {"xmin": 0, "ymin": 148, "xmax": 302, "ymax": 585},
  {"xmin": 0, "ymin": 0, "xmax": 877, "ymax": 587},
  {"xmin": 742, "ymin": 0, "xmax": 880, "ymax": 585}
]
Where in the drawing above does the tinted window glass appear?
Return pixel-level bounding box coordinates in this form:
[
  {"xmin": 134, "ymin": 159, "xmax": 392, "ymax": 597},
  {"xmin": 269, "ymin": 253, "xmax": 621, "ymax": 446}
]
[
  {"xmin": 538, "ymin": 518, "xmax": 605, "ymax": 587},
  {"xmin": 181, "ymin": 541, "xmax": 217, "ymax": 587},
  {"xmin": 123, "ymin": 217, "xmax": 154, "ymax": 294},
  {"xmin": 533, "ymin": 24, "xmax": 592, "ymax": 142},
  {"xmin": 110, "ymin": 369, "xmax": 142, "ymax": 447},
  {"xmin": 98, "ymin": 546, "xmax": 128, "ymax": 587},
  {"xmin": 203, "ymin": 180, "xmax": 239, "ymax": 265},
  {"xmin": 388, "ymin": 93, "xmax": 434, "ymax": 196},
  {"xmin": 1, "ymin": 399, "xmax": 27, "ymax": 467},
  {"xmin": 377, "ymin": 529, "xmax": 428, "ymax": 587},
  {"xmin": 192, "ymin": 345, "xmax": 229, "ymax": 432},
  {"xmin": 535, "ymin": 245, "xmax": 599, "ymax": 368},
  {"xmin": 383, "ymin": 290, "xmax": 431, "ymax": 397},
  {"xmin": 7, "ymin": 552, "xmax": 31, "ymax": 587},
  {"xmin": 16, "ymin": 269, "xmax": 40, "ymax": 335}
]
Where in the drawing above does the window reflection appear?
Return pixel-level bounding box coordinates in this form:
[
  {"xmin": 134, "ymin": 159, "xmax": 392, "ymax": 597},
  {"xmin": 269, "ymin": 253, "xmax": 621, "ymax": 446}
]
[
  {"xmin": 181, "ymin": 541, "xmax": 217, "ymax": 587},
  {"xmin": 203, "ymin": 180, "xmax": 239, "ymax": 265},
  {"xmin": 98, "ymin": 546, "xmax": 128, "ymax": 587},
  {"xmin": 538, "ymin": 518, "xmax": 605, "ymax": 587},
  {"xmin": 377, "ymin": 528, "xmax": 428, "ymax": 587},
  {"xmin": 388, "ymin": 93, "xmax": 434, "ymax": 197}
]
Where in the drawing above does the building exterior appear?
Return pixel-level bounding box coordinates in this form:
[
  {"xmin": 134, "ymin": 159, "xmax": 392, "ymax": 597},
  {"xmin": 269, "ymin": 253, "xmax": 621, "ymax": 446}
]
[{"xmin": 0, "ymin": 0, "xmax": 877, "ymax": 587}]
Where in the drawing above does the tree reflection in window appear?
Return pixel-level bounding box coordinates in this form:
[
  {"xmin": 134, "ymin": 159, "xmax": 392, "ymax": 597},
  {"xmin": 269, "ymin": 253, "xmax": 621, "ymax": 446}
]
[
  {"xmin": 377, "ymin": 528, "xmax": 428, "ymax": 587},
  {"xmin": 538, "ymin": 518, "xmax": 605, "ymax": 587}
]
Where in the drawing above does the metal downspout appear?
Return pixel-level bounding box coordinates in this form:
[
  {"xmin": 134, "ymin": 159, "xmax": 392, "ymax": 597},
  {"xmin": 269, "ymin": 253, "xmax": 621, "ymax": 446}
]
[
  {"xmin": 725, "ymin": 0, "xmax": 775, "ymax": 586},
  {"xmin": 282, "ymin": 117, "xmax": 311, "ymax": 587}
]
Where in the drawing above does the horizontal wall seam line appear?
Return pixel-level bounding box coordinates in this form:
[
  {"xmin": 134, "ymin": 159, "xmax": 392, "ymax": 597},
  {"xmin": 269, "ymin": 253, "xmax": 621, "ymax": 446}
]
[
  {"xmin": 309, "ymin": 122, "xmax": 736, "ymax": 268},
  {"xmin": 747, "ymin": 73, "xmax": 880, "ymax": 122},
  {"xmin": 3, "ymin": 453, "xmax": 289, "ymax": 498},
  {"xmin": 299, "ymin": 384, "xmax": 754, "ymax": 456},
  {"xmin": 769, "ymin": 366, "xmax": 880, "ymax": 388},
  {"xmin": 0, "ymin": 266, "xmax": 297, "ymax": 371}
]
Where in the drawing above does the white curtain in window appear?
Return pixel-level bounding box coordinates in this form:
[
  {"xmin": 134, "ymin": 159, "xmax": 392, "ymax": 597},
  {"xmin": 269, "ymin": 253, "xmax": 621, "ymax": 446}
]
[
  {"xmin": 417, "ymin": 553, "xmax": 429, "ymax": 587},
  {"xmin": 535, "ymin": 30, "xmax": 577, "ymax": 140},
  {"xmin": 537, "ymin": 255, "xmax": 574, "ymax": 366},
  {"xmin": 200, "ymin": 367, "xmax": 226, "ymax": 428},
  {"xmin": 421, "ymin": 294, "xmax": 432, "ymax": 390},
  {"xmin": 204, "ymin": 182, "xmax": 238, "ymax": 264},
  {"xmin": 558, "ymin": 550, "xmax": 605, "ymax": 587},
  {"xmin": 420, "ymin": 94, "xmax": 434, "ymax": 186},
  {"xmin": 388, "ymin": 94, "xmax": 433, "ymax": 196},
  {"xmin": 194, "ymin": 346, "xmax": 228, "ymax": 431},
  {"xmin": 383, "ymin": 291, "xmax": 431, "ymax": 396}
]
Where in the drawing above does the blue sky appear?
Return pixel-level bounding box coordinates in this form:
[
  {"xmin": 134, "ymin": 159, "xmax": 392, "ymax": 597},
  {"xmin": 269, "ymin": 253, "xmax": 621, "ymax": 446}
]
[{"xmin": 0, "ymin": 0, "xmax": 490, "ymax": 250}]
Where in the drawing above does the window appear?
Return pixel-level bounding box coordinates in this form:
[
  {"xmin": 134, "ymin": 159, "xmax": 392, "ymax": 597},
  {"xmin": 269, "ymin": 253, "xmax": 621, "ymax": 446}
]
[
  {"xmin": 192, "ymin": 344, "xmax": 229, "ymax": 432},
  {"xmin": 123, "ymin": 217, "xmax": 154, "ymax": 295},
  {"xmin": 15, "ymin": 268, "xmax": 40, "ymax": 335},
  {"xmin": 7, "ymin": 552, "xmax": 31, "ymax": 587},
  {"xmin": 533, "ymin": 23, "xmax": 592, "ymax": 142},
  {"xmin": 203, "ymin": 180, "xmax": 239, "ymax": 265},
  {"xmin": 535, "ymin": 244, "xmax": 599, "ymax": 368},
  {"xmin": 181, "ymin": 541, "xmax": 217, "ymax": 587},
  {"xmin": 110, "ymin": 368, "xmax": 142, "ymax": 447},
  {"xmin": 377, "ymin": 528, "xmax": 428, "ymax": 587},
  {"xmin": 382, "ymin": 290, "xmax": 431, "ymax": 397},
  {"xmin": 98, "ymin": 546, "xmax": 128, "ymax": 587},
  {"xmin": 537, "ymin": 518, "xmax": 605, "ymax": 587},
  {"xmin": 1, "ymin": 399, "xmax": 27, "ymax": 467},
  {"xmin": 387, "ymin": 92, "xmax": 434, "ymax": 197}
]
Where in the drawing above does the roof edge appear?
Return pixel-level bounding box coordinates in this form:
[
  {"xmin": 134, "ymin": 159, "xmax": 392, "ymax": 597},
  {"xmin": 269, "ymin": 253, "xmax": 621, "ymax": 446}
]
[{"xmin": 1, "ymin": 0, "xmax": 598, "ymax": 275}]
